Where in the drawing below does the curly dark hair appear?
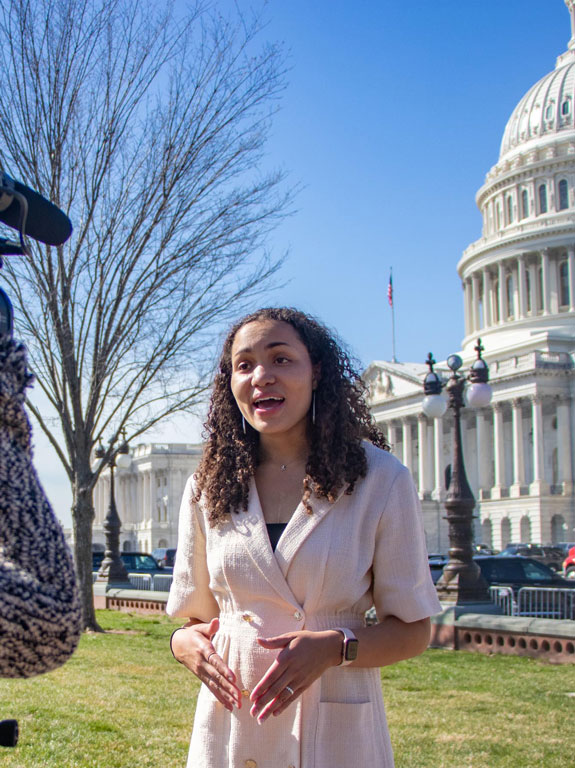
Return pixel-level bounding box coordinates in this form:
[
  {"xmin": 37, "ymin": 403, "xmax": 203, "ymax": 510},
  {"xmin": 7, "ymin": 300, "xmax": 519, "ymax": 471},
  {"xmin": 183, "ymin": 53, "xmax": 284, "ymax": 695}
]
[{"xmin": 194, "ymin": 307, "xmax": 389, "ymax": 524}]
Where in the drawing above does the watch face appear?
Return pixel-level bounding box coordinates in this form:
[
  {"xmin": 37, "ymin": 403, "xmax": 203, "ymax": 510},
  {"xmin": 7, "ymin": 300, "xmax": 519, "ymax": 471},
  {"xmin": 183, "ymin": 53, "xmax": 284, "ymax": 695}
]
[{"xmin": 345, "ymin": 639, "xmax": 359, "ymax": 661}]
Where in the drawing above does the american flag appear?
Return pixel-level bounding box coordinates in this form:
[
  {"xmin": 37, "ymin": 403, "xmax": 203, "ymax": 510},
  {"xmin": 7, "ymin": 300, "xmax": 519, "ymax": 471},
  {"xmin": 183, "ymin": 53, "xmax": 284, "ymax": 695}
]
[{"xmin": 387, "ymin": 272, "xmax": 393, "ymax": 307}]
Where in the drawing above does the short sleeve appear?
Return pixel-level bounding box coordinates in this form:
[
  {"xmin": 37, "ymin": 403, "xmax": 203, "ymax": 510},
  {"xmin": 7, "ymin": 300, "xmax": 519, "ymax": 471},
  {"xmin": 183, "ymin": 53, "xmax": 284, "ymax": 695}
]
[
  {"xmin": 166, "ymin": 476, "xmax": 220, "ymax": 621},
  {"xmin": 372, "ymin": 464, "xmax": 442, "ymax": 622}
]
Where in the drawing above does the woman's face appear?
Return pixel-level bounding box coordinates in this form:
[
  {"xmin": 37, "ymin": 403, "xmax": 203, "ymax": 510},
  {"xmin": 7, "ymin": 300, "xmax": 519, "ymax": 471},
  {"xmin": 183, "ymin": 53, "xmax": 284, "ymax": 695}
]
[{"xmin": 230, "ymin": 319, "xmax": 318, "ymax": 442}]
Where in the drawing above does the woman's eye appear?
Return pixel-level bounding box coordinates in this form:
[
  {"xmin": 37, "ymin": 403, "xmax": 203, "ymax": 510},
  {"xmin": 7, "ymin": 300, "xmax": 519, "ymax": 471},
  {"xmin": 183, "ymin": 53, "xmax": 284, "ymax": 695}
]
[
  {"xmin": 275, "ymin": 356, "xmax": 289, "ymax": 364},
  {"xmin": 236, "ymin": 361, "xmax": 251, "ymax": 371}
]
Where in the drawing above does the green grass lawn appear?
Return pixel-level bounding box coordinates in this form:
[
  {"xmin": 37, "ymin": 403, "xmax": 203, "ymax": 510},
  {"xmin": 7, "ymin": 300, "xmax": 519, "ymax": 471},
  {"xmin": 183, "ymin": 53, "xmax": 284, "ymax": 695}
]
[{"xmin": 0, "ymin": 611, "xmax": 573, "ymax": 767}]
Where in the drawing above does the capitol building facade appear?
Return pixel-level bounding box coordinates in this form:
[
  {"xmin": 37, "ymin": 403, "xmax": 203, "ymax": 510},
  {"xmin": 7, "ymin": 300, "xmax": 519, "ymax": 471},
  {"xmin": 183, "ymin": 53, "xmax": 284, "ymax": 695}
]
[
  {"xmin": 93, "ymin": 1, "xmax": 575, "ymax": 556},
  {"xmin": 366, "ymin": 1, "xmax": 575, "ymax": 552}
]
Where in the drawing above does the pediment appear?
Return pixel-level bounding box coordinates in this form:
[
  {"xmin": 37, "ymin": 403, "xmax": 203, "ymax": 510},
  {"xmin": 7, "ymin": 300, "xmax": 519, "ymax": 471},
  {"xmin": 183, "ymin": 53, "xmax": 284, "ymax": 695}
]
[{"xmin": 363, "ymin": 361, "xmax": 428, "ymax": 403}]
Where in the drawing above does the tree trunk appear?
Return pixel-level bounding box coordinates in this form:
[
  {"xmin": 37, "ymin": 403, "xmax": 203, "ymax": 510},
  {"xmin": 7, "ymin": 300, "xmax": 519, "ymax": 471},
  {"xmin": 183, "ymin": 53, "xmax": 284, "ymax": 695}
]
[{"xmin": 72, "ymin": 475, "xmax": 102, "ymax": 632}]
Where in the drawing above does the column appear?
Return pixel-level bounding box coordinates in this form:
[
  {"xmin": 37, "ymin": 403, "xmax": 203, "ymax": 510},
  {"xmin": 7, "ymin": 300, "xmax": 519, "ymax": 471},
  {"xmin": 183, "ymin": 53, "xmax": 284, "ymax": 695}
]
[
  {"xmin": 498, "ymin": 262, "xmax": 506, "ymax": 322},
  {"xmin": 463, "ymin": 279, "xmax": 472, "ymax": 336},
  {"xmin": 530, "ymin": 395, "xmax": 547, "ymax": 494},
  {"xmin": 471, "ymin": 273, "xmax": 481, "ymax": 331},
  {"xmin": 417, "ymin": 415, "xmax": 430, "ymax": 496},
  {"xmin": 388, "ymin": 422, "xmax": 401, "ymax": 456},
  {"xmin": 510, "ymin": 399, "xmax": 525, "ymax": 496},
  {"xmin": 402, "ymin": 419, "xmax": 413, "ymax": 473},
  {"xmin": 556, "ymin": 396, "xmax": 573, "ymax": 494},
  {"xmin": 541, "ymin": 249, "xmax": 551, "ymax": 315},
  {"xmin": 528, "ymin": 262, "xmax": 537, "ymax": 315},
  {"xmin": 492, "ymin": 402, "xmax": 506, "ymax": 498},
  {"xmin": 149, "ymin": 470, "xmax": 156, "ymax": 523},
  {"xmin": 475, "ymin": 409, "xmax": 489, "ymax": 494},
  {"xmin": 483, "ymin": 269, "xmax": 493, "ymax": 327},
  {"xmin": 568, "ymin": 246, "xmax": 575, "ymax": 312},
  {"xmin": 432, "ymin": 417, "xmax": 444, "ymax": 500},
  {"xmin": 517, "ymin": 256, "xmax": 527, "ymax": 319}
]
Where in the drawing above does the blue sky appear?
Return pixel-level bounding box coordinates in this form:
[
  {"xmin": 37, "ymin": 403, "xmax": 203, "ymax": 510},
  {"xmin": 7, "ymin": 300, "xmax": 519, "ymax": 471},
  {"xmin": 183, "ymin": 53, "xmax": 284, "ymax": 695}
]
[
  {"xmin": 31, "ymin": 0, "xmax": 572, "ymax": 524},
  {"xmin": 254, "ymin": 0, "xmax": 570, "ymax": 367}
]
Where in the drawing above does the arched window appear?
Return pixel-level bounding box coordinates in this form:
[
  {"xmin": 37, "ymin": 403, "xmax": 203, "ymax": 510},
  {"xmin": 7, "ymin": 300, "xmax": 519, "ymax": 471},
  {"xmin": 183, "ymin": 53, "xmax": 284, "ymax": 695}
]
[
  {"xmin": 521, "ymin": 189, "xmax": 529, "ymax": 219},
  {"xmin": 562, "ymin": 98, "xmax": 571, "ymax": 116},
  {"xmin": 559, "ymin": 179, "xmax": 569, "ymax": 210},
  {"xmin": 506, "ymin": 195, "xmax": 513, "ymax": 224},
  {"xmin": 506, "ymin": 274, "xmax": 514, "ymax": 318},
  {"xmin": 482, "ymin": 519, "xmax": 493, "ymax": 548},
  {"xmin": 539, "ymin": 184, "xmax": 548, "ymax": 214},
  {"xmin": 545, "ymin": 102, "xmax": 554, "ymax": 120},
  {"xmin": 493, "ymin": 278, "xmax": 500, "ymax": 322},
  {"xmin": 501, "ymin": 517, "xmax": 512, "ymax": 548},
  {"xmin": 551, "ymin": 514, "xmax": 566, "ymax": 544},
  {"xmin": 526, "ymin": 268, "xmax": 532, "ymax": 313},
  {"xmin": 520, "ymin": 515, "xmax": 532, "ymax": 543},
  {"xmin": 496, "ymin": 202, "xmax": 501, "ymax": 230},
  {"xmin": 560, "ymin": 260, "xmax": 569, "ymax": 306}
]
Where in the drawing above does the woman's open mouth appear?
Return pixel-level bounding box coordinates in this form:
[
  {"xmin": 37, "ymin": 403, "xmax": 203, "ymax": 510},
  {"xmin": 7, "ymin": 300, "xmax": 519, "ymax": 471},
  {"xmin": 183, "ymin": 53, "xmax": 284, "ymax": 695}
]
[{"xmin": 253, "ymin": 396, "xmax": 285, "ymax": 412}]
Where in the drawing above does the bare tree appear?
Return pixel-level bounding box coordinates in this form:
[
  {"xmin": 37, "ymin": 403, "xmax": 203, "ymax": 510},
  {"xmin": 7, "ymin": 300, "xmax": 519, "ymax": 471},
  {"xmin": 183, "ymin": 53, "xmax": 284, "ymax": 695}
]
[{"xmin": 0, "ymin": 0, "xmax": 290, "ymax": 629}]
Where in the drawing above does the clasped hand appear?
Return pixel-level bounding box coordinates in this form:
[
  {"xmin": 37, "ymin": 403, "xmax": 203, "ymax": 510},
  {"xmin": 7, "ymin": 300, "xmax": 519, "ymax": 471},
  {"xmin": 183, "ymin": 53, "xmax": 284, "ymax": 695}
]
[{"xmin": 173, "ymin": 622, "xmax": 342, "ymax": 721}]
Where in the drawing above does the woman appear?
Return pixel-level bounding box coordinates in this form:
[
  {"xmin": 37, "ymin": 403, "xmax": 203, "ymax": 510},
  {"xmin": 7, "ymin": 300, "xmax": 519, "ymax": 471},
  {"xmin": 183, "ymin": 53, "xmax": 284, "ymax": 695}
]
[{"xmin": 167, "ymin": 307, "xmax": 441, "ymax": 768}]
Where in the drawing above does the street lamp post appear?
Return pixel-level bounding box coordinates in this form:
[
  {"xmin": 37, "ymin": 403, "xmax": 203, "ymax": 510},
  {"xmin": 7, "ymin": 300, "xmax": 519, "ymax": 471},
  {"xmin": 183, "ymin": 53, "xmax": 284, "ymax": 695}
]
[
  {"xmin": 95, "ymin": 432, "xmax": 132, "ymax": 587},
  {"xmin": 422, "ymin": 340, "xmax": 492, "ymax": 604}
]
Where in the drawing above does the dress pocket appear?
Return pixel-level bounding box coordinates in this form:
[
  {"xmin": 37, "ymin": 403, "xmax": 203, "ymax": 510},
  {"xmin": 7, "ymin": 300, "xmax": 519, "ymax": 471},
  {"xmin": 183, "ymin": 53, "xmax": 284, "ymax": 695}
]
[{"xmin": 315, "ymin": 701, "xmax": 390, "ymax": 767}]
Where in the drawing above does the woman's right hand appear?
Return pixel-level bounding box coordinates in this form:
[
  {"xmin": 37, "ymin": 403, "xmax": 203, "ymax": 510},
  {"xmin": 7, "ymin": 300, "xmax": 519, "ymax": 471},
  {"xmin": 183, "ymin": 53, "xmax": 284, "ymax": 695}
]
[{"xmin": 171, "ymin": 617, "xmax": 242, "ymax": 711}]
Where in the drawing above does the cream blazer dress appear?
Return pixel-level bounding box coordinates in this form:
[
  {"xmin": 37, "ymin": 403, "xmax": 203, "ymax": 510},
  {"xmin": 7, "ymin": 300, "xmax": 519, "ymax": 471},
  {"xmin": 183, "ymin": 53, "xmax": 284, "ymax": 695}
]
[{"xmin": 167, "ymin": 442, "xmax": 442, "ymax": 768}]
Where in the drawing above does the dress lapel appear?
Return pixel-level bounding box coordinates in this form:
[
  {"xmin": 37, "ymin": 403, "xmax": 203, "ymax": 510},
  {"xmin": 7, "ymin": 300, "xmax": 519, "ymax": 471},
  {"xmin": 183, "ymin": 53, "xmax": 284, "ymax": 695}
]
[
  {"xmin": 229, "ymin": 478, "xmax": 300, "ymax": 607},
  {"xmin": 274, "ymin": 485, "xmax": 348, "ymax": 580}
]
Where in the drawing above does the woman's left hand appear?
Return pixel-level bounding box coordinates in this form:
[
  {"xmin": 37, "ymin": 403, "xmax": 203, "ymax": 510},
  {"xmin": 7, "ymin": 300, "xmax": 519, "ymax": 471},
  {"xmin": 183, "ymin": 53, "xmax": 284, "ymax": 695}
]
[{"xmin": 250, "ymin": 630, "xmax": 342, "ymax": 723}]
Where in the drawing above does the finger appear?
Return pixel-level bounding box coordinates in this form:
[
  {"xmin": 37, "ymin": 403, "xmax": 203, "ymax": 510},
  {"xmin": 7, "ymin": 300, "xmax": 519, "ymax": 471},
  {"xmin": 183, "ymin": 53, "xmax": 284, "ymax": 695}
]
[
  {"xmin": 206, "ymin": 617, "xmax": 220, "ymax": 639},
  {"xmin": 206, "ymin": 650, "xmax": 238, "ymax": 686},
  {"xmin": 250, "ymin": 658, "xmax": 283, "ymax": 702},
  {"xmin": 250, "ymin": 671, "xmax": 293, "ymax": 718},
  {"xmin": 255, "ymin": 683, "xmax": 299, "ymax": 723},
  {"xmin": 203, "ymin": 655, "xmax": 242, "ymax": 707},
  {"xmin": 201, "ymin": 672, "xmax": 239, "ymax": 712},
  {"xmin": 256, "ymin": 633, "xmax": 295, "ymax": 649}
]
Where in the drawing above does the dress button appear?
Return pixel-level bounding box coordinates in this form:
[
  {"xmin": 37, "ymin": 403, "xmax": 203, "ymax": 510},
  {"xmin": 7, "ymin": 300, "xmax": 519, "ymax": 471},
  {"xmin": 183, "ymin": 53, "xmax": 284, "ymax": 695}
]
[
  {"xmin": 293, "ymin": 610, "xmax": 303, "ymax": 621},
  {"xmin": 245, "ymin": 761, "xmax": 257, "ymax": 768},
  {"xmin": 241, "ymin": 689, "xmax": 250, "ymax": 698},
  {"xmin": 241, "ymin": 613, "xmax": 254, "ymax": 622}
]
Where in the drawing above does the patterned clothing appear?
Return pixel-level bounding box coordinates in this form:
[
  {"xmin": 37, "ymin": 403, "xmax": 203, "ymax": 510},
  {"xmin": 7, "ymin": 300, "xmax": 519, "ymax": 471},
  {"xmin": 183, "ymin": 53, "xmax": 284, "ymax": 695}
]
[{"xmin": 0, "ymin": 336, "xmax": 82, "ymax": 678}]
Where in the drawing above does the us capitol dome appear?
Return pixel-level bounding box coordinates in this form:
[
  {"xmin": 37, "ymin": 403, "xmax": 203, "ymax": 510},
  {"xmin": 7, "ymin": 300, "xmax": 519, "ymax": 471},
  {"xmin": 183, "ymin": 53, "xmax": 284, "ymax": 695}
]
[{"xmin": 365, "ymin": 0, "xmax": 575, "ymax": 553}]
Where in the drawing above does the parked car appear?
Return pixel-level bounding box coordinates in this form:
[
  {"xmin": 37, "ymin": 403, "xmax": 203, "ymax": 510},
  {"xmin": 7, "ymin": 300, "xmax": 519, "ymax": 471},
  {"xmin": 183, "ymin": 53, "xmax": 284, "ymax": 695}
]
[
  {"xmin": 428, "ymin": 554, "xmax": 448, "ymax": 584},
  {"xmin": 563, "ymin": 546, "xmax": 575, "ymax": 579},
  {"xmin": 554, "ymin": 542, "xmax": 575, "ymax": 559},
  {"xmin": 498, "ymin": 543, "xmax": 563, "ymax": 571},
  {"xmin": 152, "ymin": 547, "xmax": 177, "ymax": 568},
  {"xmin": 476, "ymin": 556, "xmax": 575, "ymax": 618},
  {"xmin": 92, "ymin": 551, "xmax": 170, "ymax": 575}
]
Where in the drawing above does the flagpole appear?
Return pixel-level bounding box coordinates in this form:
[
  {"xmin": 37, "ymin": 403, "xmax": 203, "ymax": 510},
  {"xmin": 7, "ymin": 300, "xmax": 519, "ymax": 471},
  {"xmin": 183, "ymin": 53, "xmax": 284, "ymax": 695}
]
[{"xmin": 388, "ymin": 268, "xmax": 397, "ymax": 363}]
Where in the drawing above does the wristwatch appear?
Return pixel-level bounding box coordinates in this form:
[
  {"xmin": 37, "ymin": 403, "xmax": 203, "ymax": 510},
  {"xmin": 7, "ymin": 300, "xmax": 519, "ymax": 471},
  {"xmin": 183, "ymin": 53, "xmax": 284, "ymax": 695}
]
[{"xmin": 333, "ymin": 627, "xmax": 359, "ymax": 666}]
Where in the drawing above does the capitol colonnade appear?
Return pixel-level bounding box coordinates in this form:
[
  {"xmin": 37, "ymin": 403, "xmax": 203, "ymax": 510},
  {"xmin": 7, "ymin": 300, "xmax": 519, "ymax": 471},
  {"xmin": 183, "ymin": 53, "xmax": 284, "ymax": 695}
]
[
  {"xmin": 462, "ymin": 247, "xmax": 575, "ymax": 338},
  {"xmin": 92, "ymin": 443, "xmax": 202, "ymax": 553},
  {"xmin": 371, "ymin": 380, "xmax": 574, "ymax": 552}
]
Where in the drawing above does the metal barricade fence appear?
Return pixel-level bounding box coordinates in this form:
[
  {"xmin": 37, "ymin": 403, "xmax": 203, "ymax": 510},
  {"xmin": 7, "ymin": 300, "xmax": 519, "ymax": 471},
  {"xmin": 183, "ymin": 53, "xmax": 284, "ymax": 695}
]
[
  {"xmin": 517, "ymin": 587, "xmax": 575, "ymax": 620},
  {"xmin": 128, "ymin": 573, "xmax": 152, "ymax": 591},
  {"xmin": 152, "ymin": 574, "xmax": 173, "ymax": 592},
  {"xmin": 489, "ymin": 586, "xmax": 516, "ymax": 615}
]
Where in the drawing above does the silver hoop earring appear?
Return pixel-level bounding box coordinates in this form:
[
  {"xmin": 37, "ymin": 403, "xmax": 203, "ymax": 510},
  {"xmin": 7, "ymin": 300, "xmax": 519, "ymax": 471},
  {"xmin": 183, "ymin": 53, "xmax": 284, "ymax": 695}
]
[
  {"xmin": 312, "ymin": 391, "xmax": 316, "ymax": 425},
  {"xmin": 242, "ymin": 415, "xmax": 246, "ymax": 434}
]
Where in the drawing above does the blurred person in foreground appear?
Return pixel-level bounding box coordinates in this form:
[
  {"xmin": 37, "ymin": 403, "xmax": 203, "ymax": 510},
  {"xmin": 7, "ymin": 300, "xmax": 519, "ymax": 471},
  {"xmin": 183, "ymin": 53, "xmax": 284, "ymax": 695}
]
[
  {"xmin": 167, "ymin": 307, "xmax": 441, "ymax": 768},
  {"xmin": 0, "ymin": 335, "xmax": 81, "ymax": 678}
]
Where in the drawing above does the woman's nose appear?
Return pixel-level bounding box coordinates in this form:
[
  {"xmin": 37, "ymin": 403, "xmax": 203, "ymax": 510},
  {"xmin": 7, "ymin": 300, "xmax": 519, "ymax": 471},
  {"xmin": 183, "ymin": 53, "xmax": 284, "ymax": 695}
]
[{"xmin": 251, "ymin": 363, "xmax": 275, "ymax": 385}]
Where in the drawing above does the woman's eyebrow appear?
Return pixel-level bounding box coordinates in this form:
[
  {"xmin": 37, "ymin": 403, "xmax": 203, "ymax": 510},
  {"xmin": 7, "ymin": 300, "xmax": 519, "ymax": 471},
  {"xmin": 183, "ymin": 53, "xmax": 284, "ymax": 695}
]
[{"xmin": 233, "ymin": 340, "xmax": 291, "ymax": 356}]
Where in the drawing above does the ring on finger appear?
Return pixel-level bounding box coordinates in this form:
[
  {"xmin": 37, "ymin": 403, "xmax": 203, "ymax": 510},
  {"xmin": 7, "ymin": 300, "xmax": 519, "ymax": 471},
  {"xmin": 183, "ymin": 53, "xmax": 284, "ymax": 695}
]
[
  {"xmin": 207, "ymin": 651, "xmax": 217, "ymax": 664},
  {"xmin": 284, "ymin": 685, "xmax": 294, "ymax": 697}
]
